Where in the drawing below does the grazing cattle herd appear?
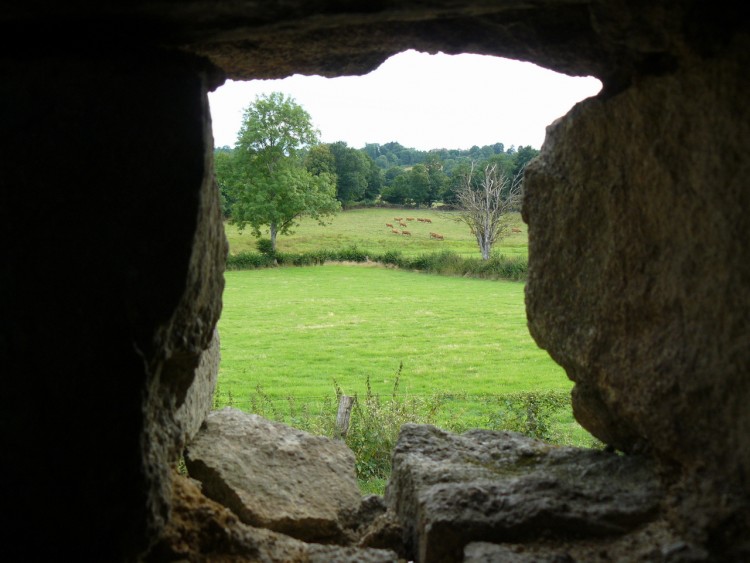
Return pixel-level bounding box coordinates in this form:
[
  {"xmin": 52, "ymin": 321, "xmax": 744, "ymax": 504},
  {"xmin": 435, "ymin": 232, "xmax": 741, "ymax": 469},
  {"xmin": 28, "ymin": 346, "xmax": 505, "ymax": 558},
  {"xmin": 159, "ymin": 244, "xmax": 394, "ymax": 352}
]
[
  {"xmin": 387, "ymin": 216, "xmax": 443, "ymax": 239},
  {"xmin": 385, "ymin": 215, "xmax": 523, "ymax": 241}
]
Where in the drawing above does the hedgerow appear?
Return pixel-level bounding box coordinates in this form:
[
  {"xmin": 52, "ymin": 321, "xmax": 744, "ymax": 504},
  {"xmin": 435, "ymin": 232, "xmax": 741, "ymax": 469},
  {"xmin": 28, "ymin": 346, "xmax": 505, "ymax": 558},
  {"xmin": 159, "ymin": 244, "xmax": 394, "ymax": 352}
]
[{"xmin": 226, "ymin": 246, "xmax": 527, "ymax": 281}]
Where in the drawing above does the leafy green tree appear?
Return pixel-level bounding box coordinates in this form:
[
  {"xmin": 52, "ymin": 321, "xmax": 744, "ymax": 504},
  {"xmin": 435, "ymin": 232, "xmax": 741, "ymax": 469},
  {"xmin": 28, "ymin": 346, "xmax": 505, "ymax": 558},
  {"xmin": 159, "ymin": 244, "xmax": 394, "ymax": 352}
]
[
  {"xmin": 230, "ymin": 92, "xmax": 340, "ymax": 251},
  {"xmin": 484, "ymin": 152, "xmax": 514, "ymax": 178},
  {"xmin": 364, "ymin": 158, "xmax": 384, "ymax": 201},
  {"xmin": 305, "ymin": 144, "xmax": 337, "ymax": 177},
  {"xmin": 381, "ymin": 170, "xmax": 409, "ymax": 204},
  {"xmin": 442, "ymin": 160, "xmax": 475, "ymax": 205},
  {"xmin": 214, "ymin": 147, "xmax": 238, "ymax": 218},
  {"xmin": 329, "ymin": 141, "xmax": 371, "ymax": 204},
  {"xmin": 374, "ymin": 154, "xmax": 390, "ymax": 169},
  {"xmin": 363, "ymin": 143, "xmax": 382, "ymax": 161},
  {"xmin": 424, "ymin": 155, "xmax": 448, "ymax": 207},
  {"xmin": 406, "ymin": 164, "xmax": 431, "ymax": 206},
  {"xmin": 383, "ymin": 166, "xmax": 404, "ymax": 188},
  {"xmin": 511, "ymin": 145, "xmax": 540, "ymax": 178}
]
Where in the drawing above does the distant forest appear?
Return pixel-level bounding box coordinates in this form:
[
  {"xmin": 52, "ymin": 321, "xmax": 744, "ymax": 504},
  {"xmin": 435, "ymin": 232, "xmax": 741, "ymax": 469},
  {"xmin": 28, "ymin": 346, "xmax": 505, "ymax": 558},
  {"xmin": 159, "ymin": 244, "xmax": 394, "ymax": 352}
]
[{"xmin": 215, "ymin": 141, "xmax": 539, "ymax": 216}]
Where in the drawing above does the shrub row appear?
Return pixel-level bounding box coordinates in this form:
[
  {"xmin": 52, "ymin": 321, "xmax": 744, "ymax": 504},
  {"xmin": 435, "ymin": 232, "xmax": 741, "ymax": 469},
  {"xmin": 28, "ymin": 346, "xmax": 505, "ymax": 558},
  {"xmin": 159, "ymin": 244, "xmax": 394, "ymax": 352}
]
[{"xmin": 226, "ymin": 246, "xmax": 527, "ymax": 281}]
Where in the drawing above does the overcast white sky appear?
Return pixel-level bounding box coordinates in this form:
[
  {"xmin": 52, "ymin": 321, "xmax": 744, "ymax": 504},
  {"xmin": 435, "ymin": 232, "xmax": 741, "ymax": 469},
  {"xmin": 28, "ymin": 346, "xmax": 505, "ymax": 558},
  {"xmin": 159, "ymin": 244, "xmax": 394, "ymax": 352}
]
[{"xmin": 209, "ymin": 50, "xmax": 601, "ymax": 152}]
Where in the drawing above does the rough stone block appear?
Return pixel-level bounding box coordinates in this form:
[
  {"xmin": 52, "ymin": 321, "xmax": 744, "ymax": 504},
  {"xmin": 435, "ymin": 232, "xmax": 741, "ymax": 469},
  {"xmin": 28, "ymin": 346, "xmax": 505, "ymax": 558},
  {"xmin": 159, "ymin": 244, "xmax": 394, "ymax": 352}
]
[
  {"xmin": 174, "ymin": 329, "xmax": 221, "ymax": 443},
  {"xmin": 185, "ymin": 408, "xmax": 363, "ymax": 543},
  {"xmin": 386, "ymin": 424, "xmax": 662, "ymax": 562},
  {"xmin": 146, "ymin": 472, "xmax": 397, "ymax": 562}
]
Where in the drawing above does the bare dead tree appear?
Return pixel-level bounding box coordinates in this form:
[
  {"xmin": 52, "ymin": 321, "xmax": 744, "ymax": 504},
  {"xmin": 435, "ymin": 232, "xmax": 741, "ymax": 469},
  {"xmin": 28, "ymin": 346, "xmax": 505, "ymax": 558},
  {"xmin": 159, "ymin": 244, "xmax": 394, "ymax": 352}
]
[{"xmin": 454, "ymin": 162, "xmax": 524, "ymax": 260}]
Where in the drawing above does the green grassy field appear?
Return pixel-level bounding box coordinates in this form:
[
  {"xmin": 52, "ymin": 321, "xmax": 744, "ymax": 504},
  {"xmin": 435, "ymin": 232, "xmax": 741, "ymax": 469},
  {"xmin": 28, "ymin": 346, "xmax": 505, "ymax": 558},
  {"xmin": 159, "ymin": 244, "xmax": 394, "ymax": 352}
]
[
  {"xmin": 224, "ymin": 208, "xmax": 528, "ymax": 258},
  {"xmin": 217, "ymin": 209, "xmax": 594, "ymax": 491},
  {"xmin": 218, "ymin": 265, "xmax": 591, "ymax": 446},
  {"xmin": 220, "ymin": 265, "xmax": 564, "ymax": 399}
]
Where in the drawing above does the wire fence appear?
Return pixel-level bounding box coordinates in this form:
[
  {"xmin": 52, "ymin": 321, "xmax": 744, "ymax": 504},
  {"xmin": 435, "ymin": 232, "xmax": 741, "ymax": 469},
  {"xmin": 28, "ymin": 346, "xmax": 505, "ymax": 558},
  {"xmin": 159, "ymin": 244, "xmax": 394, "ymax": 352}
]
[
  {"xmin": 208, "ymin": 386, "xmax": 595, "ymax": 448},
  {"xmin": 211, "ymin": 389, "xmax": 573, "ymax": 408}
]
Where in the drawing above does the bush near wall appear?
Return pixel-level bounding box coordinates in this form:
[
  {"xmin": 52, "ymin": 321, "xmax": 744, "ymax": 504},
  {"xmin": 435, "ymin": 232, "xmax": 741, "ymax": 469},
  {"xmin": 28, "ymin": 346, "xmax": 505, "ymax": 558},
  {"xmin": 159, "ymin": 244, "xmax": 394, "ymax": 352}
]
[{"xmin": 226, "ymin": 246, "xmax": 527, "ymax": 281}]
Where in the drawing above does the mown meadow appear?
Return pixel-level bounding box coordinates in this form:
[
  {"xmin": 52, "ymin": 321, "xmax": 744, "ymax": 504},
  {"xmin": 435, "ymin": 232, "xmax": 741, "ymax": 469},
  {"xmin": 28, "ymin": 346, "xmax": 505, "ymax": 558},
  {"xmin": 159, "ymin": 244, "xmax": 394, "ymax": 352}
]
[{"xmin": 216, "ymin": 208, "xmax": 597, "ymax": 492}]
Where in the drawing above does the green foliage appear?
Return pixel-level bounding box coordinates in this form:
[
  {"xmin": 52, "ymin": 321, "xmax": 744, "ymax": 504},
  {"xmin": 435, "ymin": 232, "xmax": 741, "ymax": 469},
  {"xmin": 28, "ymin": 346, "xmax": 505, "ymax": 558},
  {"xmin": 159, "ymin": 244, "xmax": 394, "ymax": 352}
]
[
  {"xmin": 225, "ymin": 245, "xmax": 527, "ymax": 281},
  {"xmin": 225, "ymin": 251, "xmax": 275, "ymax": 270},
  {"xmin": 216, "ymin": 266, "xmax": 597, "ymax": 493},
  {"xmin": 481, "ymin": 391, "xmax": 572, "ymax": 443},
  {"xmin": 212, "ymin": 371, "xmax": 587, "ymax": 492},
  {"xmin": 424, "ymin": 155, "xmax": 449, "ymax": 206},
  {"xmin": 256, "ymin": 238, "xmax": 275, "ymax": 256},
  {"xmin": 335, "ymin": 245, "xmax": 370, "ymax": 262},
  {"xmin": 305, "ymin": 144, "xmax": 337, "ymax": 177},
  {"xmin": 380, "ymin": 173, "xmax": 409, "ymax": 204},
  {"xmin": 228, "ymin": 92, "xmax": 341, "ymax": 250},
  {"xmin": 511, "ymin": 145, "xmax": 540, "ymax": 178},
  {"xmin": 379, "ymin": 249, "xmax": 403, "ymax": 265},
  {"xmin": 219, "ymin": 137, "xmax": 538, "ymax": 221},
  {"xmin": 237, "ymin": 91, "xmax": 318, "ymax": 161},
  {"xmin": 219, "ymin": 266, "xmax": 565, "ymax": 404},
  {"xmin": 364, "ymin": 158, "xmax": 384, "ymax": 201},
  {"xmin": 344, "ymin": 367, "xmax": 448, "ymax": 482},
  {"xmin": 364, "ymin": 141, "xmax": 535, "ymax": 174},
  {"xmin": 214, "ymin": 147, "xmax": 238, "ymax": 218},
  {"xmin": 328, "ymin": 141, "xmax": 371, "ymax": 204}
]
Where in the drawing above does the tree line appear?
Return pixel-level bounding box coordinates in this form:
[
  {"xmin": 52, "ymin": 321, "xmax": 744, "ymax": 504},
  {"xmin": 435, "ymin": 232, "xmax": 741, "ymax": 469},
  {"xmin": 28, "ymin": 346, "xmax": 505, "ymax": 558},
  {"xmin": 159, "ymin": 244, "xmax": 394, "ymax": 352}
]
[
  {"xmin": 215, "ymin": 102, "xmax": 538, "ymax": 216},
  {"xmin": 215, "ymin": 92, "xmax": 538, "ymax": 254}
]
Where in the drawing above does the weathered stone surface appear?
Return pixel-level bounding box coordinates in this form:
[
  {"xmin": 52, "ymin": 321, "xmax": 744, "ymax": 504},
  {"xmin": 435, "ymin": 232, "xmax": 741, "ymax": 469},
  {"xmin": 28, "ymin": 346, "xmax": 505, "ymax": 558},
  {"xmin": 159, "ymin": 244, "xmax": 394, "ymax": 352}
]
[
  {"xmin": 146, "ymin": 472, "xmax": 398, "ymax": 562},
  {"xmin": 1, "ymin": 2, "xmax": 747, "ymax": 560},
  {"xmin": 0, "ymin": 2, "xmax": 675, "ymax": 87},
  {"xmin": 386, "ymin": 424, "xmax": 662, "ymax": 562},
  {"xmin": 463, "ymin": 520, "xmax": 710, "ymax": 562},
  {"xmin": 523, "ymin": 34, "xmax": 750, "ymax": 552},
  {"xmin": 464, "ymin": 543, "xmax": 566, "ymax": 563},
  {"xmin": 184, "ymin": 408, "xmax": 363, "ymax": 543},
  {"xmin": 341, "ymin": 494, "xmax": 387, "ymax": 538},
  {"xmin": 175, "ymin": 329, "xmax": 221, "ymax": 443},
  {"xmin": 359, "ymin": 511, "xmax": 409, "ymax": 560}
]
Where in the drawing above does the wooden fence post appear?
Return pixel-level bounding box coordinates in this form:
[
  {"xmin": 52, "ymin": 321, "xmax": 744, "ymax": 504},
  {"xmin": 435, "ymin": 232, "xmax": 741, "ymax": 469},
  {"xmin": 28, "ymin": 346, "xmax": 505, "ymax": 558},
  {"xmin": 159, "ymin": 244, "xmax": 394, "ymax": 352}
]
[{"xmin": 335, "ymin": 395, "xmax": 356, "ymax": 439}]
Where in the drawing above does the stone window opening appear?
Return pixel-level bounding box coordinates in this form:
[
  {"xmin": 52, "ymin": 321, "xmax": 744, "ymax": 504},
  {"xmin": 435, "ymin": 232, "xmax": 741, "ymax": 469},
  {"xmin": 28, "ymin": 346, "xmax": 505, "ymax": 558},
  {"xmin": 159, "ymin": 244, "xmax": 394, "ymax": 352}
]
[{"xmin": 3, "ymin": 4, "xmax": 747, "ymax": 561}]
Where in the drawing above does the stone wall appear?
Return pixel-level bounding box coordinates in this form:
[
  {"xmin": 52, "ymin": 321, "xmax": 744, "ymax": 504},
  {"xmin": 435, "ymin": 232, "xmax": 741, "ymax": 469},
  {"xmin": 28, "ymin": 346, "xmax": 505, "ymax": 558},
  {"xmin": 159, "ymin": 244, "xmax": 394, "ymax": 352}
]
[
  {"xmin": 524, "ymin": 35, "xmax": 750, "ymax": 550},
  {"xmin": 0, "ymin": 49, "xmax": 226, "ymax": 559},
  {"xmin": 0, "ymin": 1, "xmax": 746, "ymax": 559}
]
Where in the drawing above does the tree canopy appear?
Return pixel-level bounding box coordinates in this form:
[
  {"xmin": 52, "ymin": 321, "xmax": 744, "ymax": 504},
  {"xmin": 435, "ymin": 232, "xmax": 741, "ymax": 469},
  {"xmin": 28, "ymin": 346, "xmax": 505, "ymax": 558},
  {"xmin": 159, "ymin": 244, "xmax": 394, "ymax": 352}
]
[
  {"xmin": 227, "ymin": 92, "xmax": 340, "ymax": 251},
  {"xmin": 216, "ymin": 126, "xmax": 538, "ymax": 218}
]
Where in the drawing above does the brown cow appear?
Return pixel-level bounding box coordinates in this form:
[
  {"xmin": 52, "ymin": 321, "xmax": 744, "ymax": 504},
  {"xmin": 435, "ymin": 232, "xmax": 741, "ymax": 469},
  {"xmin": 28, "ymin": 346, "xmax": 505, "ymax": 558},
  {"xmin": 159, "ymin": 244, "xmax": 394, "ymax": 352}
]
[
  {"xmin": 394, "ymin": 217, "xmax": 402, "ymax": 221},
  {"xmin": 406, "ymin": 217, "xmax": 415, "ymax": 221},
  {"xmin": 511, "ymin": 227, "xmax": 522, "ymax": 233},
  {"xmin": 430, "ymin": 232, "xmax": 444, "ymax": 240},
  {"xmin": 417, "ymin": 218, "xmax": 425, "ymax": 222},
  {"xmin": 386, "ymin": 223, "xmax": 394, "ymax": 228},
  {"xmin": 401, "ymin": 230, "xmax": 411, "ymax": 236},
  {"xmin": 391, "ymin": 229, "xmax": 400, "ymax": 234},
  {"xmin": 399, "ymin": 222, "xmax": 408, "ymax": 228},
  {"xmin": 424, "ymin": 218, "xmax": 432, "ymax": 223}
]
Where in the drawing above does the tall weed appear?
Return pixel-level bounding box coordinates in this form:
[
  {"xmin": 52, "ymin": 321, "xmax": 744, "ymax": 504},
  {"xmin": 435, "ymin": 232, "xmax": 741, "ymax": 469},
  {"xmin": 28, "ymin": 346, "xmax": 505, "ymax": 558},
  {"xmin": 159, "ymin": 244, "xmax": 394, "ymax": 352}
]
[
  {"xmin": 343, "ymin": 365, "xmax": 450, "ymax": 482},
  {"xmin": 210, "ymin": 367, "xmax": 587, "ymax": 490}
]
